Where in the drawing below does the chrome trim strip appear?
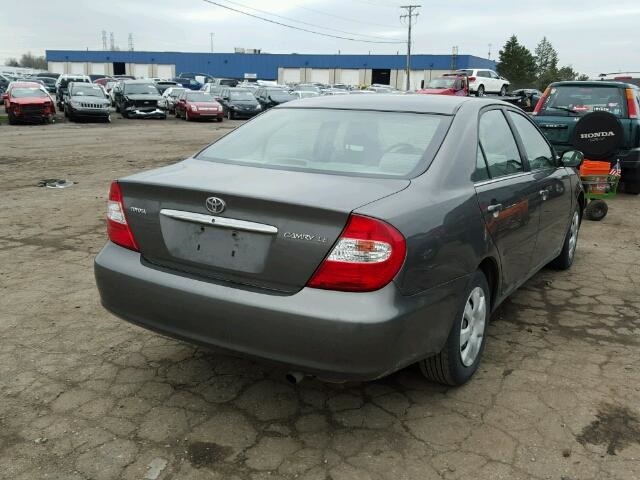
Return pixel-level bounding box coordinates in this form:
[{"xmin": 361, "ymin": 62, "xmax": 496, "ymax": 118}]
[
  {"xmin": 474, "ymin": 171, "xmax": 531, "ymax": 187},
  {"xmin": 160, "ymin": 209, "xmax": 278, "ymax": 234}
]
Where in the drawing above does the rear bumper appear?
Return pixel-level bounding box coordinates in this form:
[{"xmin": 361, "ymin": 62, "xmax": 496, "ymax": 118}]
[{"xmin": 94, "ymin": 241, "xmax": 467, "ymax": 380}]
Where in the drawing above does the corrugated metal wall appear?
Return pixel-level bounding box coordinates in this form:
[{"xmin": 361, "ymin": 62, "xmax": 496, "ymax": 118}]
[{"xmin": 46, "ymin": 50, "xmax": 496, "ymax": 80}]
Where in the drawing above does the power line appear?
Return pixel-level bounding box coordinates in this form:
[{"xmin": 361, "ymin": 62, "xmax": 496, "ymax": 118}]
[
  {"xmin": 201, "ymin": 0, "xmax": 405, "ymax": 44},
  {"xmin": 294, "ymin": 5, "xmax": 400, "ymax": 30},
  {"xmin": 217, "ymin": 0, "xmax": 402, "ymax": 41}
]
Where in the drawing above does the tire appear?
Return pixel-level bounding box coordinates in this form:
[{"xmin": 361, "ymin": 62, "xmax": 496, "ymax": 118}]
[
  {"xmin": 419, "ymin": 270, "xmax": 490, "ymax": 386},
  {"xmin": 7, "ymin": 112, "xmax": 15, "ymax": 125},
  {"xmin": 115, "ymin": 103, "xmax": 120, "ymax": 113},
  {"xmin": 550, "ymin": 206, "xmax": 582, "ymax": 269},
  {"xmin": 227, "ymin": 109, "xmax": 234, "ymax": 120},
  {"xmin": 105, "ymin": 114, "xmax": 112, "ymax": 123},
  {"xmin": 476, "ymin": 85, "xmax": 485, "ymax": 97},
  {"xmin": 185, "ymin": 110, "xmax": 191, "ymax": 121},
  {"xmin": 585, "ymin": 199, "xmax": 608, "ymax": 221},
  {"xmin": 500, "ymin": 85, "xmax": 507, "ymax": 96}
]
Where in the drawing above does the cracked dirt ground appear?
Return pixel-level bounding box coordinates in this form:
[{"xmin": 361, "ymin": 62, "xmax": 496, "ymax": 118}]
[{"xmin": 1, "ymin": 118, "xmax": 639, "ymax": 480}]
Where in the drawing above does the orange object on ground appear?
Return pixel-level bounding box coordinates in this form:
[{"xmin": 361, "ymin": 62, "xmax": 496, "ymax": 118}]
[
  {"xmin": 580, "ymin": 160, "xmax": 611, "ymax": 194},
  {"xmin": 579, "ymin": 160, "xmax": 610, "ymax": 176}
]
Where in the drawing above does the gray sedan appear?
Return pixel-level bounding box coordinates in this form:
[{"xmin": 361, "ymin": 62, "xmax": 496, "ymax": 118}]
[{"xmin": 94, "ymin": 95, "xmax": 585, "ymax": 385}]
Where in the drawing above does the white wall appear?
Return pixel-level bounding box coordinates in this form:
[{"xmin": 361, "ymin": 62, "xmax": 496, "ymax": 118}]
[
  {"xmin": 89, "ymin": 63, "xmax": 106, "ymax": 75},
  {"xmin": 156, "ymin": 64, "xmax": 174, "ymax": 79},
  {"xmin": 133, "ymin": 64, "xmax": 150, "ymax": 79},
  {"xmin": 48, "ymin": 62, "xmax": 65, "ymax": 74},
  {"xmin": 281, "ymin": 68, "xmax": 301, "ymax": 84},
  {"xmin": 70, "ymin": 62, "xmax": 85, "ymax": 75},
  {"xmin": 310, "ymin": 69, "xmax": 330, "ymax": 84},
  {"xmin": 339, "ymin": 69, "xmax": 359, "ymax": 86}
]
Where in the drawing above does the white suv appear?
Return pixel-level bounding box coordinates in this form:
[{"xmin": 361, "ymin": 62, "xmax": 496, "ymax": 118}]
[{"xmin": 456, "ymin": 69, "xmax": 509, "ymax": 97}]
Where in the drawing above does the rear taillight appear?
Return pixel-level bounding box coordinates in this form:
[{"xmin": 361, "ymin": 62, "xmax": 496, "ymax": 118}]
[
  {"xmin": 626, "ymin": 88, "xmax": 638, "ymax": 119},
  {"xmin": 307, "ymin": 214, "xmax": 406, "ymax": 292},
  {"xmin": 107, "ymin": 181, "xmax": 139, "ymax": 251},
  {"xmin": 532, "ymin": 87, "xmax": 551, "ymax": 116},
  {"xmin": 467, "ymin": 76, "xmax": 476, "ymax": 82}
]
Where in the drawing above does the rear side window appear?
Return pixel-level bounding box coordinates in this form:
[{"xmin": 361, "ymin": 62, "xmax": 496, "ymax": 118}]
[
  {"xmin": 197, "ymin": 108, "xmax": 450, "ymax": 178},
  {"xmin": 478, "ymin": 110, "xmax": 523, "ymax": 179},
  {"xmin": 540, "ymin": 86, "xmax": 626, "ymax": 117}
]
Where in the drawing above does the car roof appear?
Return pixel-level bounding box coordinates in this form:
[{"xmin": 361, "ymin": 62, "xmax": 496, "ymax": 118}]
[
  {"xmin": 549, "ymin": 80, "xmax": 638, "ymax": 89},
  {"xmin": 281, "ymin": 94, "xmax": 483, "ymax": 114}
]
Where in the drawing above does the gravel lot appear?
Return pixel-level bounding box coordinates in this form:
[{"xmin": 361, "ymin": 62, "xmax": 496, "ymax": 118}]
[{"xmin": 1, "ymin": 112, "xmax": 639, "ymax": 480}]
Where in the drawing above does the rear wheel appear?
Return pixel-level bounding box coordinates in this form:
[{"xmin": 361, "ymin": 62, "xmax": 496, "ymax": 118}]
[
  {"xmin": 419, "ymin": 270, "xmax": 489, "ymax": 386},
  {"xmin": 228, "ymin": 109, "xmax": 234, "ymax": 120},
  {"xmin": 585, "ymin": 199, "xmax": 608, "ymax": 221},
  {"xmin": 550, "ymin": 207, "xmax": 581, "ymax": 269},
  {"xmin": 499, "ymin": 85, "xmax": 507, "ymax": 96},
  {"xmin": 476, "ymin": 85, "xmax": 485, "ymax": 97},
  {"xmin": 185, "ymin": 110, "xmax": 191, "ymax": 121},
  {"xmin": 7, "ymin": 112, "xmax": 16, "ymax": 125}
]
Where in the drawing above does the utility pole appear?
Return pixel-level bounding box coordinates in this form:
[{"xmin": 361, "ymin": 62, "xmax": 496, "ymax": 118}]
[
  {"xmin": 400, "ymin": 5, "xmax": 420, "ymax": 91},
  {"xmin": 210, "ymin": 33, "xmax": 214, "ymax": 53},
  {"xmin": 128, "ymin": 33, "xmax": 134, "ymax": 52},
  {"xmin": 487, "ymin": 43, "xmax": 492, "ymax": 60},
  {"xmin": 101, "ymin": 30, "xmax": 107, "ymax": 50}
]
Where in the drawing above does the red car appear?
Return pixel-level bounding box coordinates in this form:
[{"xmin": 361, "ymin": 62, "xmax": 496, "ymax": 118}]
[
  {"xmin": 417, "ymin": 75, "xmax": 469, "ymax": 96},
  {"xmin": 2, "ymin": 82, "xmax": 56, "ymax": 124},
  {"xmin": 175, "ymin": 91, "xmax": 224, "ymax": 121}
]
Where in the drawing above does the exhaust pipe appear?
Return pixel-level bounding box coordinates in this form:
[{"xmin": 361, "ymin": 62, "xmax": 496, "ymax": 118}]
[{"xmin": 285, "ymin": 371, "xmax": 305, "ymax": 385}]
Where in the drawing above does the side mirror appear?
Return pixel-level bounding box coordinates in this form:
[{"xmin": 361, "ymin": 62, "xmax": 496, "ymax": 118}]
[{"xmin": 561, "ymin": 150, "xmax": 584, "ymax": 168}]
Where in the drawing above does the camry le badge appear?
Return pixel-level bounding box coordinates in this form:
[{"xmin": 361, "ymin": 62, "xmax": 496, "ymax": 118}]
[{"xmin": 206, "ymin": 196, "xmax": 226, "ymax": 214}]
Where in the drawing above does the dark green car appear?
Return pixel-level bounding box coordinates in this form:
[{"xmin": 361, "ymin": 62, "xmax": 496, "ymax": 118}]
[{"xmin": 533, "ymin": 81, "xmax": 640, "ymax": 193}]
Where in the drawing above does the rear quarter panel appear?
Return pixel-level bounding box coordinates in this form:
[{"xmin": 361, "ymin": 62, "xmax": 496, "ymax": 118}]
[{"xmin": 356, "ymin": 103, "xmax": 497, "ymax": 296}]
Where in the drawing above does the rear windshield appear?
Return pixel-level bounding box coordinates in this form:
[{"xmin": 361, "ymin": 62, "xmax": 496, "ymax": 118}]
[
  {"xmin": 540, "ymin": 86, "xmax": 626, "ymax": 117},
  {"xmin": 197, "ymin": 108, "xmax": 450, "ymax": 178}
]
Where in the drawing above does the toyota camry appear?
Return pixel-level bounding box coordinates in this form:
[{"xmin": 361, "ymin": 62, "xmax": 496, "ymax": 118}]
[{"xmin": 95, "ymin": 95, "xmax": 585, "ymax": 385}]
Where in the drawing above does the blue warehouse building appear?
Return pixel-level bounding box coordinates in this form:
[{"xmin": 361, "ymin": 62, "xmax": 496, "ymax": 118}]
[{"xmin": 46, "ymin": 50, "xmax": 496, "ymax": 90}]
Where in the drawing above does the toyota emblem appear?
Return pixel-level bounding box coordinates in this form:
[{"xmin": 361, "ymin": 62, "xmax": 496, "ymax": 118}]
[{"xmin": 205, "ymin": 196, "xmax": 226, "ymax": 214}]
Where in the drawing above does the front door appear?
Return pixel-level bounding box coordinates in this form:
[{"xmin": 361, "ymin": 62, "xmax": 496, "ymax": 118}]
[
  {"xmin": 506, "ymin": 111, "xmax": 573, "ymax": 268},
  {"xmin": 474, "ymin": 109, "xmax": 541, "ymax": 294}
]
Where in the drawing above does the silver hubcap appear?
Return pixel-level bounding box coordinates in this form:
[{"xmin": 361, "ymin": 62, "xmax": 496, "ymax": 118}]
[
  {"xmin": 460, "ymin": 287, "xmax": 487, "ymax": 367},
  {"xmin": 568, "ymin": 211, "xmax": 579, "ymax": 260}
]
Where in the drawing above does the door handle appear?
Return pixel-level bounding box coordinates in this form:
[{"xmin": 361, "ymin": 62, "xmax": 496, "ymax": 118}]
[
  {"xmin": 487, "ymin": 203, "xmax": 502, "ymax": 218},
  {"xmin": 539, "ymin": 189, "xmax": 549, "ymax": 200}
]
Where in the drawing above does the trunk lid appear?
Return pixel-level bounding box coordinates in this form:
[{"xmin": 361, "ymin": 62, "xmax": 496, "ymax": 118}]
[{"xmin": 119, "ymin": 159, "xmax": 409, "ymax": 293}]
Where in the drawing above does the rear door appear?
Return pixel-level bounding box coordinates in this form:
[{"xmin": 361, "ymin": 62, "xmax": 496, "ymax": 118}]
[
  {"xmin": 507, "ymin": 110, "xmax": 573, "ymax": 268},
  {"xmin": 474, "ymin": 108, "xmax": 541, "ymax": 294}
]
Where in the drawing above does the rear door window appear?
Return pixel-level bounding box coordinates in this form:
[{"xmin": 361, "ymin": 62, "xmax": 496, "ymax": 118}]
[
  {"xmin": 540, "ymin": 85, "xmax": 626, "ymax": 117},
  {"xmin": 507, "ymin": 112, "xmax": 555, "ymax": 170},
  {"xmin": 478, "ymin": 110, "xmax": 523, "ymax": 178}
]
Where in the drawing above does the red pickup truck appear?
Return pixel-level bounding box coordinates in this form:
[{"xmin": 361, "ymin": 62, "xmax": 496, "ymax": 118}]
[{"xmin": 417, "ymin": 75, "xmax": 469, "ymax": 96}]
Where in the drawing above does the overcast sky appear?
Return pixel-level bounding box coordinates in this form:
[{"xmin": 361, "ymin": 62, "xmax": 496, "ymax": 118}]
[{"xmin": 2, "ymin": 0, "xmax": 639, "ymax": 76}]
